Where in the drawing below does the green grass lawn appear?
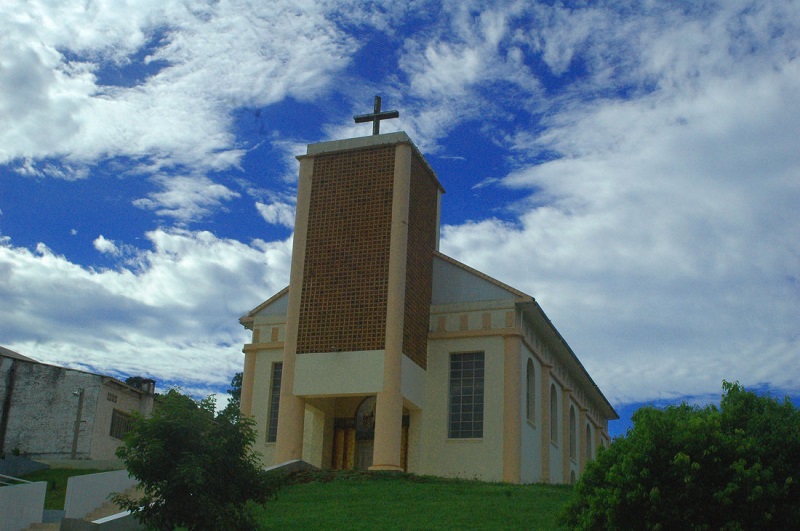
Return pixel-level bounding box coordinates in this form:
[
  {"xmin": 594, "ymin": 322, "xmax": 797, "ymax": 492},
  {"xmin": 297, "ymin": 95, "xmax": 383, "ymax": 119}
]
[
  {"xmin": 21, "ymin": 468, "xmax": 103, "ymax": 510},
  {"xmin": 255, "ymin": 471, "xmax": 573, "ymax": 530}
]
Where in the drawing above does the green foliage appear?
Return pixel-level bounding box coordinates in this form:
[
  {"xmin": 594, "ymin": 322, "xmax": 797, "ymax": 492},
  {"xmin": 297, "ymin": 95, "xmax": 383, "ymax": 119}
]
[
  {"xmin": 114, "ymin": 389, "xmax": 280, "ymax": 531},
  {"xmin": 562, "ymin": 381, "xmax": 800, "ymax": 530},
  {"xmin": 222, "ymin": 371, "xmax": 243, "ymax": 416}
]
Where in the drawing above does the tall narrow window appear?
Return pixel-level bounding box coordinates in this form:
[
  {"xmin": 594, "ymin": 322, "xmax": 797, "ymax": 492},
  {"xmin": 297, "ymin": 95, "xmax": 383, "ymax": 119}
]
[
  {"xmin": 267, "ymin": 362, "xmax": 283, "ymax": 443},
  {"xmin": 569, "ymin": 405, "xmax": 577, "ymax": 460},
  {"xmin": 526, "ymin": 359, "xmax": 535, "ymax": 423},
  {"xmin": 585, "ymin": 423, "xmax": 593, "ymax": 461},
  {"xmin": 550, "ymin": 385, "xmax": 558, "ymax": 444},
  {"xmin": 448, "ymin": 352, "xmax": 484, "ymax": 439}
]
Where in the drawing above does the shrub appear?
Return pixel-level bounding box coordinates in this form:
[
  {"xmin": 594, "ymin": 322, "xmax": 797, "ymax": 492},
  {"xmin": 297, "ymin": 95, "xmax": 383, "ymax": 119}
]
[
  {"xmin": 562, "ymin": 381, "xmax": 800, "ymax": 529},
  {"xmin": 114, "ymin": 389, "xmax": 280, "ymax": 530}
]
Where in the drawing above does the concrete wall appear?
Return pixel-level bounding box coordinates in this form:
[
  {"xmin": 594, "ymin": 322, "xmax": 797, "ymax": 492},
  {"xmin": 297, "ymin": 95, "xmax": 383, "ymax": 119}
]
[
  {"xmin": 0, "ymin": 357, "xmax": 101, "ymax": 459},
  {"xmin": 0, "ymin": 480, "xmax": 46, "ymax": 531},
  {"xmin": 0, "ymin": 356, "xmax": 153, "ymax": 461},
  {"xmin": 64, "ymin": 469, "xmax": 137, "ymax": 519}
]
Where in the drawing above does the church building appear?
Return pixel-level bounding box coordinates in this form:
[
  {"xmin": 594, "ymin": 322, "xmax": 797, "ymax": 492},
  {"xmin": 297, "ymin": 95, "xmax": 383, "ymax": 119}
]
[{"xmin": 239, "ymin": 105, "xmax": 617, "ymax": 484}]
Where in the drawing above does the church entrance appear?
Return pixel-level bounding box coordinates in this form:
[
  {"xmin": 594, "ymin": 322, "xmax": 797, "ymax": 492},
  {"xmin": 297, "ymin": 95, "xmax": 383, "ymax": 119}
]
[{"xmin": 331, "ymin": 396, "xmax": 409, "ymax": 471}]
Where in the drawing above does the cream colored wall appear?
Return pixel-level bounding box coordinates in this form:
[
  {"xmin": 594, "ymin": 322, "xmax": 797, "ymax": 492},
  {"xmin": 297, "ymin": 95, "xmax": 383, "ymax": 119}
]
[
  {"xmin": 294, "ymin": 350, "xmax": 385, "ymax": 396},
  {"xmin": 520, "ymin": 346, "xmax": 543, "ymax": 483},
  {"xmin": 420, "ymin": 335, "xmax": 505, "ymax": 482},
  {"xmin": 248, "ymin": 347, "xmax": 283, "ymax": 466}
]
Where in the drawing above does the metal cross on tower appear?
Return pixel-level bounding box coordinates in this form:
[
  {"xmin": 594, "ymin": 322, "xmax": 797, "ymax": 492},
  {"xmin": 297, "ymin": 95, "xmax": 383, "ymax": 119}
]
[{"xmin": 354, "ymin": 96, "xmax": 399, "ymax": 135}]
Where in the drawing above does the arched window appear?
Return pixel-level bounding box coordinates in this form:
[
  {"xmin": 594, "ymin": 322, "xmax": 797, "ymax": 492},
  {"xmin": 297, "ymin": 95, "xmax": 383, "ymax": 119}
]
[
  {"xmin": 526, "ymin": 359, "xmax": 535, "ymax": 423},
  {"xmin": 569, "ymin": 406, "xmax": 577, "ymax": 460},
  {"xmin": 550, "ymin": 384, "xmax": 558, "ymax": 444},
  {"xmin": 585, "ymin": 423, "xmax": 593, "ymax": 461}
]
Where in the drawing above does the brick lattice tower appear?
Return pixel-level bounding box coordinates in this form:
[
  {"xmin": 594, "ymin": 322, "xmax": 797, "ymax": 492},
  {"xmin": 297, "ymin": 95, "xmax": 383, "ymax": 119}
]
[{"xmin": 275, "ymin": 132, "xmax": 443, "ymax": 470}]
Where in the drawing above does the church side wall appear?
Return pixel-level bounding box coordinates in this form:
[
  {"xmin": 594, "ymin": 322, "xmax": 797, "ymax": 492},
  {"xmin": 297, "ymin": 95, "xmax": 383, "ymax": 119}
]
[{"xmin": 421, "ymin": 335, "xmax": 505, "ymax": 482}]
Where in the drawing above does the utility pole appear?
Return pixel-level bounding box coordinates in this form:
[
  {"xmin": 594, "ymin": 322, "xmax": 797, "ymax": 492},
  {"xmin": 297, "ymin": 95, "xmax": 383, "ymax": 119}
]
[{"xmin": 71, "ymin": 387, "xmax": 84, "ymax": 459}]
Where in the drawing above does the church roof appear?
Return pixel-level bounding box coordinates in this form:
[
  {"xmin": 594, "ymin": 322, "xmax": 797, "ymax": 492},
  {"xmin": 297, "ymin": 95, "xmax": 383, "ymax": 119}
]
[{"xmin": 239, "ymin": 286, "xmax": 289, "ymax": 328}]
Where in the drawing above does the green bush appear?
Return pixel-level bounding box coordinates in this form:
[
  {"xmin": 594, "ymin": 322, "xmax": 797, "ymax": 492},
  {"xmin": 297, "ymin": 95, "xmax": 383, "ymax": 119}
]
[
  {"xmin": 114, "ymin": 389, "xmax": 280, "ymax": 530},
  {"xmin": 562, "ymin": 381, "xmax": 800, "ymax": 530}
]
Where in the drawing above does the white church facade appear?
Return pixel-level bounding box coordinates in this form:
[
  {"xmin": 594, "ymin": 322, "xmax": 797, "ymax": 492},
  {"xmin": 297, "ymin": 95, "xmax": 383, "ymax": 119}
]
[{"xmin": 239, "ymin": 130, "xmax": 617, "ymax": 484}]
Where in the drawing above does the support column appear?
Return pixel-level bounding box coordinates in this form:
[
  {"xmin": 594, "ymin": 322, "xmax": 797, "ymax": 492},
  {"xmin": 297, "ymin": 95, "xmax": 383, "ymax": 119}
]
[
  {"xmin": 274, "ymin": 156, "xmax": 314, "ymax": 464},
  {"xmin": 371, "ymin": 143, "xmax": 412, "ymax": 472},
  {"xmin": 540, "ymin": 364, "xmax": 552, "ymax": 483},
  {"xmin": 503, "ymin": 333, "xmax": 522, "ymax": 483},
  {"xmin": 240, "ymin": 351, "xmax": 257, "ymax": 417}
]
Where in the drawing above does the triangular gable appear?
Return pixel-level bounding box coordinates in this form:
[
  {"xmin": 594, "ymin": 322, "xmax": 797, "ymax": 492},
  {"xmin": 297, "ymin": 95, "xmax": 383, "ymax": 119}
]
[
  {"xmin": 239, "ymin": 286, "xmax": 289, "ymax": 327},
  {"xmin": 432, "ymin": 252, "xmax": 528, "ymax": 305}
]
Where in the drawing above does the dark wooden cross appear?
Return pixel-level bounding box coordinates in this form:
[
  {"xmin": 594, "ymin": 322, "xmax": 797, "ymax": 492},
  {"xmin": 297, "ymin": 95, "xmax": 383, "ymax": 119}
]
[{"xmin": 354, "ymin": 96, "xmax": 399, "ymax": 135}]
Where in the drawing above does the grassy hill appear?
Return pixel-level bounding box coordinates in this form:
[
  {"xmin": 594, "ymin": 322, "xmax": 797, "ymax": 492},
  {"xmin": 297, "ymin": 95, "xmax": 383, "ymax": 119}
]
[{"xmin": 253, "ymin": 470, "xmax": 573, "ymax": 530}]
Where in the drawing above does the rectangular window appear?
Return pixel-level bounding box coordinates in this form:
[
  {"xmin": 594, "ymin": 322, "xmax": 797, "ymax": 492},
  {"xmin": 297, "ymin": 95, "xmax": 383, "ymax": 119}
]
[
  {"xmin": 109, "ymin": 409, "xmax": 135, "ymax": 440},
  {"xmin": 448, "ymin": 352, "xmax": 484, "ymax": 439},
  {"xmin": 267, "ymin": 362, "xmax": 283, "ymax": 443}
]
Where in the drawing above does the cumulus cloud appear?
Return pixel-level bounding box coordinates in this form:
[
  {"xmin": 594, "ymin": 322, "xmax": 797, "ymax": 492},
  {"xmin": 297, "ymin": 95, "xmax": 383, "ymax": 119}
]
[
  {"xmin": 2, "ymin": 0, "xmax": 799, "ymax": 416},
  {"xmin": 439, "ymin": 1, "xmax": 800, "ymax": 404},
  {"xmin": 255, "ymin": 201, "xmax": 295, "ymax": 227},
  {"xmin": 0, "ymin": 0, "xmax": 357, "ymax": 172},
  {"xmin": 133, "ymin": 175, "xmax": 240, "ymax": 223},
  {"xmin": 0, "ymin": 230, "xmax": 292, "ymax": 390}
]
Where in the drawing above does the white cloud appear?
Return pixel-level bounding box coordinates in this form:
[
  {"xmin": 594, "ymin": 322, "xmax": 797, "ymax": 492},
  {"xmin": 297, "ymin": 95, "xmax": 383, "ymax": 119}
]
[
  {"xmin": 0, "ymin": 230, "xmax": 292, "ymax": 388},
  {"xmin": 440, "ymin": 1, "xmax": 800, "ymax": 404},
  {"xmin": 133, "ymin": 175, "xmax": 240, "ymax": 223},
  {"xmin": 93, "ymin": 235, "xmax": 119, "ymax": 255},
  {"xmin": 0, "ymin": 0, "xmax": 357, "ymax": 172},
  {"xmin": 255, "ymin": 201, "xmax": 295, "ymax": 228}
]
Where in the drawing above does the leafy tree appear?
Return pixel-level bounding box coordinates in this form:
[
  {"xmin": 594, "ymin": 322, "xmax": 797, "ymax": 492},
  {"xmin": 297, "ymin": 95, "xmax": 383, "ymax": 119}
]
[
  {"xmin": 562, "ymin": 382, "xmax": 800, "ymax": 530},
  {"xmin": 114, "ymin": 389, "xmax": 280, "ymax": 530},
  {"xmin": 223, "ymin": 371, "xmax": 243, "ymax": 416}
]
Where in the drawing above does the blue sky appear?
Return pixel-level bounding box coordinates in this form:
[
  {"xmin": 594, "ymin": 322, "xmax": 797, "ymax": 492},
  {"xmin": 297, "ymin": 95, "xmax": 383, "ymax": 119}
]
[{"xmin": 2, "ymin": 1, "xmax": 799, "ymax": 437}]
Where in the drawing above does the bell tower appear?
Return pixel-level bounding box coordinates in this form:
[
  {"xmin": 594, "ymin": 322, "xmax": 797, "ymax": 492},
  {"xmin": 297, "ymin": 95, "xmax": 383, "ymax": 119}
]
[{"xmin": 274, "ymin": 104, "xmax": 443, "ymax": 470}]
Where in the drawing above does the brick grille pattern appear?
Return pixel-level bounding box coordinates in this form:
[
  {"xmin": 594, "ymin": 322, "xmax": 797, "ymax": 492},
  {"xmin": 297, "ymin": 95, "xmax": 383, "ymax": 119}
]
[
  {"xmin": 296, "ymin": 146, "xmax": 395, "ymax": 354},
  {"xmin": 402, "ymin": 153, "xmax": 439, "ymax": 368}
]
